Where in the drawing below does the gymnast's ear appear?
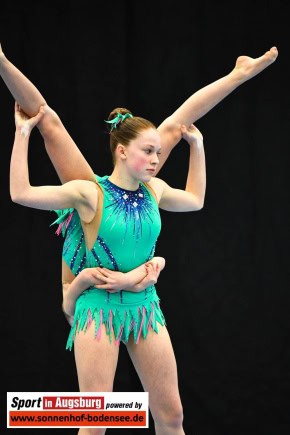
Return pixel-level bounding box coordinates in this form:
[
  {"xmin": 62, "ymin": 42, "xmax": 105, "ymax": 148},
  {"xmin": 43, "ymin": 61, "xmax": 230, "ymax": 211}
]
[{"xmin": 115, "ymin": 143, "xmax": 127, "ymax": 160}]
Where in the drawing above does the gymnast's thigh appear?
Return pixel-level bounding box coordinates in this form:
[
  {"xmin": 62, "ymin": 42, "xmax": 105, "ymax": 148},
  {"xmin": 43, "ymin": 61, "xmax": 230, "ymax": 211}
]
[{"xmin": 74, "ymin": 323, "xmax": 120, "ymax": 392}]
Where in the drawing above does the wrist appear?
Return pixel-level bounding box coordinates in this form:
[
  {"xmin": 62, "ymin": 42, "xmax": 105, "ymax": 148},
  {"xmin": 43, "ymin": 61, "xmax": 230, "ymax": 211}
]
[
  {"xmin": 78, "ymin": 269, "xmax": 91, "ymax": 287},
  {"xmin": 189, "ymin": 138, "xmax": 203, "ymax": 149},
  {"xmin": 15, "ymin": 126, "xmax": 31, "ymax": 139},
  {"xmin": 124, "ymin": 272, "xmax": 135, "ymax": 289},
  {"xmin": 65, "ymin": 290, "xmax": 77, "ymax": 303}
]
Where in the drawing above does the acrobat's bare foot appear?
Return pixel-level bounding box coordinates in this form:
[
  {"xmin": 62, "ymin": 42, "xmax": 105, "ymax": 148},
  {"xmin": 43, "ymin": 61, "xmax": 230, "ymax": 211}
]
[{"xmin": 231, "ymin": 46, "xmax": 278, "ymax": 83}]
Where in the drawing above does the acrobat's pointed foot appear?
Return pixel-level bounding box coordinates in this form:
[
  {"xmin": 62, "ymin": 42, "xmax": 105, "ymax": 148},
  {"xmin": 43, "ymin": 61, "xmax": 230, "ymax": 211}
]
[{"xmin": 233, "ymin": 46, "xmax": 278, "ymax": 82}]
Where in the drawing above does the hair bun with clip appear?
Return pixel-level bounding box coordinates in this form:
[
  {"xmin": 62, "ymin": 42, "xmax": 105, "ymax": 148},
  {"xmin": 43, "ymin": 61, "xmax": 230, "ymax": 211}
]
[{"xmin": 105, "ymin": 112, "xmax": 133, "ymax": 132}]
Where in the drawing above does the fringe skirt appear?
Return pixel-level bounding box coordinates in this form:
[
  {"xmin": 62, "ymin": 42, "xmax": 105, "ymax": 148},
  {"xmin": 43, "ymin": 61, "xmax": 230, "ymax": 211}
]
[{"xmin": 66, "ymin": 285, "xmax": 166, "ymax": 350}]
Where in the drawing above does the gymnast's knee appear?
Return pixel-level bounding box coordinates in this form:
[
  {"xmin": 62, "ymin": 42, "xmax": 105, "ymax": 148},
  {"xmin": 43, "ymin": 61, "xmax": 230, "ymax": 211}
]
[
  {"xmin": 37, "ymin": 104, "xmax": 62, "ymax": 135},
  {"xmin": 153, "ymin": 403, "xmax": 184, "ymax": 429}
]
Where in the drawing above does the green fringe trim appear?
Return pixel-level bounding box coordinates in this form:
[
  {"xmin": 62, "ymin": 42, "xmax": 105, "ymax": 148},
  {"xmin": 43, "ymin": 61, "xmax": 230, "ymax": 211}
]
[
  {"xmin": 66, "ymin": 300, "xmax": 166, "ymax": 350},
  {"xmin": 50, "ymin": 208, "xmax": 75, "ymax": 237}
]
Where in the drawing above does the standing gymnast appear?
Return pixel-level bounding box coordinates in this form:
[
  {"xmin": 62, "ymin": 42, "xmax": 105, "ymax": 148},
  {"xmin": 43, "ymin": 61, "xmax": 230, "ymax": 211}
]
[{"xmin": 11, "ymin": 101, "xmax": 205, "ymax": 435}]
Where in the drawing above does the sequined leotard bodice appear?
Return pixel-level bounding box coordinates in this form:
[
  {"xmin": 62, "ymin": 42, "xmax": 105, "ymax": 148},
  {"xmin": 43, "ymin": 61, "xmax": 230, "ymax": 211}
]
[{"xmin": 60, "ymin": 175, "xmax": 161, "ymax": 277}]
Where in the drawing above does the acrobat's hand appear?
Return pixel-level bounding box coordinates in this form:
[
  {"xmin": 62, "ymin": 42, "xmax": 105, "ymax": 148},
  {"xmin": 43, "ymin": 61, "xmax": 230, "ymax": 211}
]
[
  {"xmin": 181, "ymin": 124, "xmax": 203, "ymax": 147},
  {"xmin": 232, "ymin": 46, "xmax": 278, "ymax": 82},
  {"xmin": 93, "ymin": 268, "xmax": 130, "ymax": 293},
  {"xmin": 62, "ymin": 268, "xmax": 107, "ymax": 321},
  {"xmin": 14, "ymin": 102, "xmax": 45, "ymax": 137},
  {"xmin": 137, "ymin": 261, "xmax": 161, "ymax": 288}
]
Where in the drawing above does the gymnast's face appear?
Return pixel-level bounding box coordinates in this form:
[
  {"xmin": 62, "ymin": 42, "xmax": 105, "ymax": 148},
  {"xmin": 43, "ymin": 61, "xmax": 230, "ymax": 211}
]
[{"xmin": 117, "ymin": 128, "xmax": 161, "ymax": 182}]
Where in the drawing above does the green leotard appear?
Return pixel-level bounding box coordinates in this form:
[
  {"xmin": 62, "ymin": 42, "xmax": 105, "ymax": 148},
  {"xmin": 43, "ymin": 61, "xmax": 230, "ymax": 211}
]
[{"xmin": 52, "ymin": 175, "xmax": 166, "ymax": 349}]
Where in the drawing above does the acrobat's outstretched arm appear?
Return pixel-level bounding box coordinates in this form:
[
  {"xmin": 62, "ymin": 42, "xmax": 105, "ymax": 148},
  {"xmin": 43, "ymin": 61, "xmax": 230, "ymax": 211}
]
[
  {"xmin": 62, "ymin": 257, "xmax": 166, "ymax": 324},
  {"xmin": 156, "ymin": 47, "xmax": 278, "ymax": 174}
]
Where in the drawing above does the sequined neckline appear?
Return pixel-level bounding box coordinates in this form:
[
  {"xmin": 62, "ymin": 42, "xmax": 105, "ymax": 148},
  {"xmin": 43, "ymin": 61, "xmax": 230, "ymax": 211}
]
[{"xmin": 106, "ymin": 177, "xmax": 142, "ymax": 193}]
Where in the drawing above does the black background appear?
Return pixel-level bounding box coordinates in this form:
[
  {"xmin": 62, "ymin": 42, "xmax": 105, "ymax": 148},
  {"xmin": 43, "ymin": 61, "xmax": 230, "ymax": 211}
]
[{"xmin": 0, "ymin": 1, "xmax": 290, "ymax": 434}]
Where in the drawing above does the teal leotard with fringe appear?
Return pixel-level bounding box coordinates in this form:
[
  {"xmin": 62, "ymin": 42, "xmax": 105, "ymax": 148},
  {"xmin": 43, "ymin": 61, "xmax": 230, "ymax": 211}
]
[{"xmin": 52, "ymin": 175, "xmax": 166, "ymax": 349}]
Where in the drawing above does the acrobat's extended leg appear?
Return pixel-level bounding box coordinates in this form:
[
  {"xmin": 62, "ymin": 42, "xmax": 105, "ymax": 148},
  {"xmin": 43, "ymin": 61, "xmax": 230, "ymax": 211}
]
[
  {"xmin": 156, "ymin": 47, "xmax": 278, "ymax": 174},
  {"xmin": 0, "ymin": 44, "xmax": 94, "ymax": 183}
]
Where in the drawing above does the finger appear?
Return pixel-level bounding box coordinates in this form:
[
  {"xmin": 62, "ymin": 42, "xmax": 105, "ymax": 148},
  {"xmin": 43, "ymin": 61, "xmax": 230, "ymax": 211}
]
[
  {"xmin": 99, "ymin": 267, "xmax": 112, "ymax": 276},
  {"xmin": 96, "ymin": 269, "xmax": 110, "ymax": 278},
  {"xmin": 94, "ymin": 284, "xmax": 110, "ymax": 289},
  {"xmin": 38, "ymin": 105, "xmax": 45, "ymax": 117},
  {"xmin": 101, "ymin": 277, "xmax": 114, "ymax": 285},
  {"xmin": 101, "ymin": 268, "xmax": 114, "ymax": 275},
  {"xmin": 33, "ymin": 108, "xmax": 45, "ymax": 122},
  {"xmin": 93, "ymin": 272, "xmax": 108, "ymax": 281},
  {"xmin": 15, "ymin": 101, "xmax": 21, "ymax": 113},
  {"xmin": 147, "ymin": 264, "xmax": 154, "ymax": 274},
  {"xmin": 145, "ymin": 267, "xmax": 153, "ymax": 276},
  {"xmin": 144, "ymin": 264, "xmax": 151, "ymax": 273}
]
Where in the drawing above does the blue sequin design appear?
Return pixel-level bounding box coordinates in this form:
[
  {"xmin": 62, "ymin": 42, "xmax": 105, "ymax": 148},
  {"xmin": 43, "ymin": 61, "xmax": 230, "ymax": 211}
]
[
  {"xmin": 97, "ymin": 236, "xmax": 119, "ymax": 271},
  {"xmin": 70, "ymin": 234, "xmax": 85, "ymax": 271},
  {"xmin": 102, "ymin": 178, "xmax": 157, "ymax": 244},
  {"xmin": 75, "ymin": 254, "xmax": 87, "ymax": 276},
  {"xmin": 91, "ymin": 248, "xmax": 103, "ymax": 267}
]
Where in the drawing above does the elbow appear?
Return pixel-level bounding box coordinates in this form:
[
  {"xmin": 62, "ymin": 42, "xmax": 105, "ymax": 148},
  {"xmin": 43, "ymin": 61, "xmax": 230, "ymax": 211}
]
[
  {"xmin": 10, "ymin": 190, "xmax": 22, "ymax": 204},
  {"xmin": 10, "ymin": 181, "xmax": 32, "ymax": 205},
  {"xmin": 195, "ymin": 200, "xmax": 204, "ymax": 211},
  {"xmin": 195, "ymin": 190, "xmax": 206, "ymax": 210},
  {"xmin": 186, "ymin": 192, "xmax": 205, "ymax": 211},
  {"xmin": 190, "ymin": 197, "xmax": 204, "ymax": 211},
  {"xmin": 10, "ymin": 188, "xmax": 29, "ymax": 205},
  {"xmin": 190, "ymin": 194, "xmax": 205, "ymax": 211}
]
